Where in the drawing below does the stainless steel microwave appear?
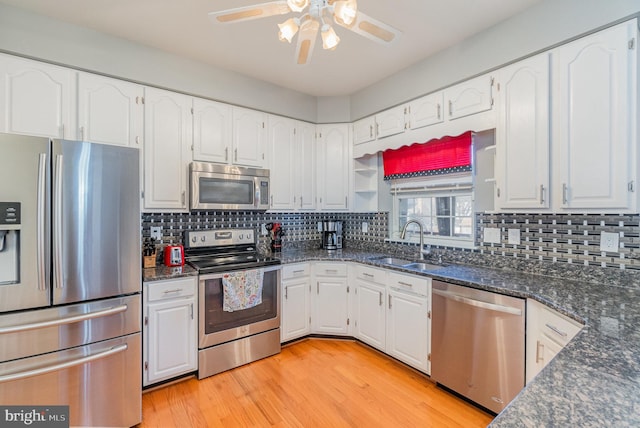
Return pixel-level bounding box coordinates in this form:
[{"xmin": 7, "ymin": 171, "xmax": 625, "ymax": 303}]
[{"xmin": 190, "ymin": 162, "xmax": 270, "ymax": 211}]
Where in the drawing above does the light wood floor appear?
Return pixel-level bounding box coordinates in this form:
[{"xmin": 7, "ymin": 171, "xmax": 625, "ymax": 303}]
[{"xmin": 139, "ymin": 339, "xmax": 493, "ymax": 427}]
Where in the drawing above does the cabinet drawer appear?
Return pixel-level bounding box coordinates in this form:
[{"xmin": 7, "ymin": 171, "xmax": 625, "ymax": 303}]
[
  {"xmin": 388, "ymin": 272, "xmax": 430, "ymax": 296},
  {"xmin": 282, "ymin": 263, "xmax": 310, "ymax": 280},
  {"xmin": 146, "ymin": 277, "xmax": 197, "ymax": 302},
  {"xmin": 539, "ymin": 306, "xmax": 582, "ymax": 345},
  {"xmin": 314, "ymin": 263, "xmax": 347, "ymax": 277},
  {"xmin": 353, "ymin": 264, "xmax": 387, "ymax": 285}
]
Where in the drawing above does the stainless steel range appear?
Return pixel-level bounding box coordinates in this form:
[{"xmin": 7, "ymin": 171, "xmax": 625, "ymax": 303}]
[{"xmin": 184, "ymin": 228, "xmax": 281, "ymax": 379}]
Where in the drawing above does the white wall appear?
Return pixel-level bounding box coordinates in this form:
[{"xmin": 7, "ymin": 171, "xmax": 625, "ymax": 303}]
[
  {"xmin": 350, "ymin": 0, "xmax": 640, "ymax": 120},
  {"xmin": 0, "ymin": 3, "xmax": 319, "ymax": 122},
  {"xmin": 317, "ymin": 96, "xmax": 351, "ymax": 124}
]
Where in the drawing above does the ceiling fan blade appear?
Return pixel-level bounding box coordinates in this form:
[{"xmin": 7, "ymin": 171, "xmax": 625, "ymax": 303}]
[
  {"xmin": 209, "ymin": 1, "xmax": 291, "ymax": 24},
  {"xmin": 336, "ymin": 10, "xmax": 401, "ymax": 44},
  {"xmin": 295, "ymin": 19, "xmax": 320, "ymax": 65}
]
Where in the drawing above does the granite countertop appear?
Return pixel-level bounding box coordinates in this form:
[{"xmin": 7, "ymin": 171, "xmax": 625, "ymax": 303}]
[
  {"xmin": 276, "ymin": 248, "xmax": 640, "ymax": 427},
  {"xmin": 142, "ymin": 264, "xmax": 198, "ymax": 282}
]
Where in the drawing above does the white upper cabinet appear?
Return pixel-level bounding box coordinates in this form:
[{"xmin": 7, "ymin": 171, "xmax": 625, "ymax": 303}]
[
  {"xmin": 77, "ymin": 72, "xmax": 143, "ymax": 147},
  {"xmin": 267, "ymin": 115, "xmax": 296, "ymax": 210},
  {"xmin": 0, "ymin": 53, "xmax": 76, "ymax": 139},
  {"xmin": 296, "ymin": 121, "xmax": 317, "ymax": 211},
  {"xmin": 192, "ymin": 98, "xmax": 232, "ymax": 163},
  {"xmin": 353, "ymin": 115, "xmax": 377, "ymax": 145},
  {"xmin": 552, "ymin": 19, "xmax": 637, "ymax": 211},
  {"xmin": 444, "ymin": 73, "xmax": 494, "ymax": 120},
  {"xmin": 408, "ymin": 91, "xmax": 444, "ymax": 130},
  {"xmin": 375, "ymin": 105, "xmax": 406, "ymax": 139},
  {"xmin": 143, "ymin": 87, "xmax": 192, "ymax": 211},
  {"xmin": 495, "ymin": 53, "xmax": 550, "ymax": 210},
  {"xmin": 317, "ymin": 123, "xmax": 351, "ymax": 211},
  {"xmin": 232, "ymin": 106, "xmax": 267, "ymax": 168}
]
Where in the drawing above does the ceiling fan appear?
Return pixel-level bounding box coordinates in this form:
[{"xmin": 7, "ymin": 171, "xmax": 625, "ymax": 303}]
[{"xmin": 209, "ymin": 0, "xmax": 401, "ymax": 65}]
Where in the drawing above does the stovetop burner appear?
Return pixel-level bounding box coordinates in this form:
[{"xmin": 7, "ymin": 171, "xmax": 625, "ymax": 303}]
[{"xmin": 184, "ymin": 228, "xmax": 281, "ymax": 274}]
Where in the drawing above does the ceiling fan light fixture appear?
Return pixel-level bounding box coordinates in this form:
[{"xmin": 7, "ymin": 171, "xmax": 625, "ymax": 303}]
[
  {"xmin": 278, "ymin": 17, "xmax": 300, "ymax": 43},
  {"xmin": 321, "ymin": 24, "xmax": 340, "ymax": 50},
  {"xmin": 287, "ymin": 0, "xmax": 309, "ymax": 13},
  {"xmin": 333, "ymin": 0, "xmax": 357, "ymax": 26}
]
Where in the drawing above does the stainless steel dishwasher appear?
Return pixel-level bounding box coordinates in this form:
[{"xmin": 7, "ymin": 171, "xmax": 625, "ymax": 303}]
[{"xmin": 431, "ymin": 280, "xmax": 525, "ymax": 414}]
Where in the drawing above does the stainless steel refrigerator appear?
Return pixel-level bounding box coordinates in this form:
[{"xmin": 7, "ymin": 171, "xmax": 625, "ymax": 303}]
[{"xmin": 0, "ymin": 133, "xmax": 142, "ymax": 427}]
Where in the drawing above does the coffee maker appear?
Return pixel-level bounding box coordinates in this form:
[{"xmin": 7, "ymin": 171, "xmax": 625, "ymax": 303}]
[{"xmin": 321, "ymin": 221, "xmax": 343, "ymax": 250}]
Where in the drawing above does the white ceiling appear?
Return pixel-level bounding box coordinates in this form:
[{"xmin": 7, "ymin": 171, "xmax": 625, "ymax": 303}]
[{"xmin": 0, "ymin": 0, "xmax": 543, "ymax": 97}]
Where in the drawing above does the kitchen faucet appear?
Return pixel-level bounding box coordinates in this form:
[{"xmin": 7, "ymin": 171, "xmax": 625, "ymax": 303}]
[{"xmin": 400, "ymin": 220, "xmax": 429, "ymax": 260}]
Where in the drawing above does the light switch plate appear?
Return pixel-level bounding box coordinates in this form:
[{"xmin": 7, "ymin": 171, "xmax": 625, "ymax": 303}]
[
  {"xmin": 150, "ymin": 227, "xmax": 162, "ymax": 240},
  {"xmin": 508, "ymin": 228, "xmax": 521, "ymax": 245},
  {"xmin": 483, "ymin": 227, "xmax": 501, "ymax": 244},
  {"xmin": 317, "ymin": 221, "xmax": 322, "ymax": 232},
  {"xmin": 600, "ymin": 231, "xmax": 619, "ymax": 252},
  {"xmin": 362, "ymin": 222, "xmax": 369, "ymax": 233},
  {"xmin": 261, "ymin": 224, "xmax": 268, "ymax": 235}
]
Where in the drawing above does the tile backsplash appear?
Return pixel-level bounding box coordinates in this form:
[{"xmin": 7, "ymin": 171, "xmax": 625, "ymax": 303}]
[
  {"xmin": 142, "ymin": 210, "xmax": 640, "ymax": 277},
  {"xmin": 477, "ymin": 213, "xmax": 640, "ymax": 271}
]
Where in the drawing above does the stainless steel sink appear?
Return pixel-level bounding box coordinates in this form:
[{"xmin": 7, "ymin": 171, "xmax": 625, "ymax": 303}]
[
  {"xmin": 368, "ymin": 256, "xmax": 413, "ymax": 266},
  {"xmin": 402, "ymin": 262, "xmax": 445, "ymax": 271}
]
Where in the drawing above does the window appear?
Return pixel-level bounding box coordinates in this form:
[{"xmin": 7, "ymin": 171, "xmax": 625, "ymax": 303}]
[{"xmin": 389, "ymin": 176, "xmax": 476, "ymax": 249}]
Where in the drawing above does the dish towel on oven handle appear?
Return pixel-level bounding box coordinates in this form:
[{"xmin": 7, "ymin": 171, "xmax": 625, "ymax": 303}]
[{"xmin": 222, "ymin": 269, "xmax": 264, "ymax": 312}]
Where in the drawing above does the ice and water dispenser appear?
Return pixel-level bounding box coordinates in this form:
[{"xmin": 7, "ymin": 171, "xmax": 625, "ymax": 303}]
[{"xmin": 0, "ymin": 202, "xmax": 20, "ymax": 285}]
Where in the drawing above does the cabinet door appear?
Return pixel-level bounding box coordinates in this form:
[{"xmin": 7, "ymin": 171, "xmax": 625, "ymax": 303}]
[
  {"xmin": 145, "ymin": 297, "xmax": 197, "ymax": 385},
  {"xmin": 297, "ymin": 121, "xmax": 317, "ymax": 210},
  {"xmin": 232, "ymin": 107, "xmax": 266, "ymax": 167},
  {"xmin": 495, "ymin": 53, "xmax": 550, "ymax": 209},
  {"xmin": 444, "ymin": 73, "xmax": 494, "ymax": 120},
  {"xmin": 408, "ymin": 92, "xmax": 444, "ymax": 130},
  {"xmin": 313, "ymin": 277, "xmax": 349, "ymax": 335},
  {"xmin": 77, "ymin": 72, "xmax": 143, "ymax": 147},
  {"xmin": 0, "ymin": 53, "xmax": 75, "ymax": 139},
  {"xmin": 376, "ymin": 105, "xmax": 405, "ymax": 139},
  {"xmin": 317, "ymin": 124, "xmax": 350, "ymax": 210},
  {"xmin": 281, "ymin": 278, "xmax": 310, "ymax": 342},
  {"xmin": 353, "ymin": 116, "xmax": 376, "ymax": 144},
  {"xmin": 192, "ymin": 98, "xmax": 232, "ymax": 163},
  {"xmin": 268, "ymin": 115, "xmax": 296, "ymax": 210},
  {"xmin": 386, "ymin": 288, "xmax": 429, "ymax": 373},
  {"xmin": 553, "ymin": 20, "xmax": 636, "ymax": 210},
  {"xmin": 143, "ymin": 87, "xmax": 192, "ymax": 210},
  {"xmin": 355, "ymin": 279, "xmax": 386, "ymax": 351}
]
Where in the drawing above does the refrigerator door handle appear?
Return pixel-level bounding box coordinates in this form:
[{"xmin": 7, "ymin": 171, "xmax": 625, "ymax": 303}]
[
  {"xmin": 0, "ymin": 304, "xmax": 128, "ymax": 335},
  {"xmin": 0, "ymin": 344, "xmax": 128, "ymax": 383},
  {"xmin": 53, "ymin": 154, "xmax": 64, "ymax": 289},
  {"xmin": 37, "ymin": 153, "xmax": 47, "ymax": 291}
]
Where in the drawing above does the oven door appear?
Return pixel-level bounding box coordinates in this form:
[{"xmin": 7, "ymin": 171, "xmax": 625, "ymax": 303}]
[{"xmin": 198, "ymin": 265, "xmax": 280, "ymax": 349}]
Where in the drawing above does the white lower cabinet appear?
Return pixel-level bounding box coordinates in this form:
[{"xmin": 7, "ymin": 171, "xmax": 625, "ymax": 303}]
[
  {"xmin": 353, "ymin": 265, "xmax": 387, "ymax": 351},
  {"xmin": 526, "ymin": 299, "xmax": 582, "ymax": 383},
  {"xmin": 281, "ymin": 263, "xmax": 311, "ymax": 342},
  {"xmin": 312, "ymin": 262, "xmax": 350, "ymax": 335},
  {"xmin": 143, "ymin": 277, "xmax": 198, "ymax": 387},
  {"xmin": 386, "ymin": 272, "xmax": 431, "ymax": 374}
]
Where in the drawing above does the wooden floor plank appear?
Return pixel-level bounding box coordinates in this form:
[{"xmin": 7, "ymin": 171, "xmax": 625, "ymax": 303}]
[{"xmin": 139, "ymin": 338, "xmax": 493, "ymax": 428}]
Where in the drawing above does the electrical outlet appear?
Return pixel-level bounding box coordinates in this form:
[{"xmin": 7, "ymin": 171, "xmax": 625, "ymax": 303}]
[
  {"xmin": 261, "ymin": 224, "xmax": 268, "ymax": 235},
  {"xmin": 362, "ymin": 222, "xmax": 369, "ymax": 233},
  {"xmin": 318, "ymin": 221, "xmax": 322, "ymax": 232},
  {"xmin": 600, "ymin": 231, "xmax": 619, "ymax": 252},
  {"xmin": 508, "ymin": 228, "xmax": 521, "ymax": 245},
  {"xmin": 483, "ymin": 227, "xmax": 501, "ymax": 244},
  {"xmin": 150, "ymin": 227, "xmax": 162, "ymax": 240}
]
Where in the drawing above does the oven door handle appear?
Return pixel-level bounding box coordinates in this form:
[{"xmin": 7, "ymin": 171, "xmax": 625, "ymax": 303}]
[{"xmin": 198, "ymin": 264, "xmax": 281, "ymax": 281}]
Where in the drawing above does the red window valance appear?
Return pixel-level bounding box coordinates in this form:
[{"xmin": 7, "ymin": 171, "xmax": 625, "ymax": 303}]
[{"xmin": 382, "ymin": 132, "xmax": 473, "ymax": 180}]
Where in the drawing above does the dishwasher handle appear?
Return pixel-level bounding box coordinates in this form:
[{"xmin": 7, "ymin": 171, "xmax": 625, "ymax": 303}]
[{"xmin": 433, "ymin": 289, "xmax": 522, "ymax": 316}]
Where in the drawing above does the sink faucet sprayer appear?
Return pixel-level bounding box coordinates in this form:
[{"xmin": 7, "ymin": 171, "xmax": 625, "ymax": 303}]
[{"xmin": 400, "ymin": 220, "xmax": 430, "ymax": 260}]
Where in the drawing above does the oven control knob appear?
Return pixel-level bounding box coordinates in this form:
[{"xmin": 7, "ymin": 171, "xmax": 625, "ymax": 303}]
[
  {"xmin": 201, "ymin": 236, "xmax": 206, "ymax": 242},
  {"xmin": 239, "ymin": 233, "xmax": 244, "ymax": 240},
  {"xmin": 191, "ymin": 236, "xmax": 197, "ymax": 243},
  {"xmin": 247, "ymin": 232, "xmax": 253, "ymax": 241}
]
